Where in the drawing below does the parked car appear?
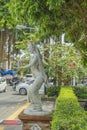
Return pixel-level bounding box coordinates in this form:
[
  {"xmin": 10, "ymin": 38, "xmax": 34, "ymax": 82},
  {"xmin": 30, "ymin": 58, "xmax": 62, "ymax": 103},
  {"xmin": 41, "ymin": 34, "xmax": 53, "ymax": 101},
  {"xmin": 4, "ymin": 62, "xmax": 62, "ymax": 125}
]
[
  {"xmin": 23, "ymin": 74, "xmax": 33, "ymax": 82},
  {"xmin": 13, "ymin": 80, "xmax": 34, "ymax": 95},
  {"xmin": 14, "ymin": 78, "xmax": 54, "ymax": 95},
  {"xmin": 13, "ymin": 79, "xmax": 46, "ymax": 95},
  {"xmin": 0, "ymin": 77, "xmax": 7, "ymax": 92}
]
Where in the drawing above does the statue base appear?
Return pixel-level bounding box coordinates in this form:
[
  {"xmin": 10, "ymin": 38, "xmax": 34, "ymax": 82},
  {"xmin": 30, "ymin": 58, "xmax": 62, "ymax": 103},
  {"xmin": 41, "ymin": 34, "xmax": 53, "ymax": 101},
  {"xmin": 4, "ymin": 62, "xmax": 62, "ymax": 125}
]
[
  {"xmin": 18, "ymin": 110, "xmax": 52, "ymax": 130},
  {"xmin": 23, "ymin": 107, "xmax": 52, "ymax": 116}
]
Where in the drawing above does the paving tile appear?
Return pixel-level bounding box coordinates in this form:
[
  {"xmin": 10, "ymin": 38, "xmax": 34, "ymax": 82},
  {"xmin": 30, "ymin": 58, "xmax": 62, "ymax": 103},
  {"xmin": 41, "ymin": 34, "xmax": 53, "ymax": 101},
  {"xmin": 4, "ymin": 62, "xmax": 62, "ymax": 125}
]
[{"xmin": 4, "ymin": 125, "xmax": 22, "ymax": 130}]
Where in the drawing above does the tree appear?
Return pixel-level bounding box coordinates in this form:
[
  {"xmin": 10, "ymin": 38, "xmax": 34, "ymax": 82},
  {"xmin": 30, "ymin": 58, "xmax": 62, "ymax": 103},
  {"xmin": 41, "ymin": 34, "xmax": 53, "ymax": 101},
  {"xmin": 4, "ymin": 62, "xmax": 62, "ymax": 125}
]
[
  {"xmin": 1, "ymin": 0, "xmax": 87, "ymax": 64},
  {"xmin": 0, "ymin": 0, "xmax": 16, "ymax": 68},
  {"xmin": 47, "ymin": 42, "xmax": 83, "ymax": 85},
  {"xmin": 0, "ymin": 0, "xmax": 87, "ymax": 85},
  {"xmin": 46, "ymin": 0, "xmax": 87, "ymax": 65}
]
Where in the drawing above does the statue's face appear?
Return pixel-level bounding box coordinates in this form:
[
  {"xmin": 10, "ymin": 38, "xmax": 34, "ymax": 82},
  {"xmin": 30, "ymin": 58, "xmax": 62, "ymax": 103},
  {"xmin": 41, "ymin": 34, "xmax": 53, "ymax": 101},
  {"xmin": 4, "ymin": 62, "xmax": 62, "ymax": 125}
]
[
  {"xmin": 28, "ymin": 44, "xmax": 34, "ymax": 54},
  {"xmin": 28, "ymin": 41, "xmax": 36, "ymax": 54}
]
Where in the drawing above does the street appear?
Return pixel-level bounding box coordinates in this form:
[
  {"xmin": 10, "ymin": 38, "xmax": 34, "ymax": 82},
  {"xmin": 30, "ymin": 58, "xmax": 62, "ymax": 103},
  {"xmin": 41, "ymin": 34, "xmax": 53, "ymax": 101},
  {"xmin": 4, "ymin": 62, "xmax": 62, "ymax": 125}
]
[{"xmin": 0, "ymin": 85, "xmax": 28, "ymax": 120}]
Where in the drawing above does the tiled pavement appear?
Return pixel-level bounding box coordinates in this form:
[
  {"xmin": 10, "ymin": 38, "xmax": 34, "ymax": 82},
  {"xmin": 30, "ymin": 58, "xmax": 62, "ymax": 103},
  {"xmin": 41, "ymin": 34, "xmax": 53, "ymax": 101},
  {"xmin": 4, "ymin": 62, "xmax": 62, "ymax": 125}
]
[{"xmin": 1, "ymin": 124, "xmax": 22, "ymax": 130}]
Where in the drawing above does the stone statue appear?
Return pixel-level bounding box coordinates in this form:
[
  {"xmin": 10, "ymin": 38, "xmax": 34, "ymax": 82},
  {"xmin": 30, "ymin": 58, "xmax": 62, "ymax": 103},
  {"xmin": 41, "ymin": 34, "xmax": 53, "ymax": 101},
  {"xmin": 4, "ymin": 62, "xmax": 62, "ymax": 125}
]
[{"xmin": 21, "ymin": 41, "xmax": 47, "ymax": 114}]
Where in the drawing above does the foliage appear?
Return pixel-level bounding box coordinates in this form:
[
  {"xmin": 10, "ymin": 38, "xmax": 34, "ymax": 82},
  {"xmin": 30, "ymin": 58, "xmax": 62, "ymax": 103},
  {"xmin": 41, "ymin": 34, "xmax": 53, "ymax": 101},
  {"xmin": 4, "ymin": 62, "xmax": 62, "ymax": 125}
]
[
  {"xmin": 0, "ymin": 0, "xmax": 87, "ymax": 55},
  {"xmin": 46, "ymin": 86, "xmax": 60, "ymax": 97},
  {"xmin": 0, "ymin": 0, "xmax": 21, "ymax": 28},
  {"xmin": 51, "ymin": 86, "xmax": 87, "ymax": 130},
  {"xmin": 13, "ymin": 0, "xmax": 87, "ymax": 63},
  {"xmin": 72, "ymin": 85, "xmax": 87, "ymax": 99},
  {"xmin": 0, "ymin": 0, "xmax": 87, "ymax": 79},
  {"xmin": 47, "ymin": 0, "xmax": 87, "ymax": 65},
  {"xmin": 46, "ymin": 42, "xmax": 84, "ymax": 85}
]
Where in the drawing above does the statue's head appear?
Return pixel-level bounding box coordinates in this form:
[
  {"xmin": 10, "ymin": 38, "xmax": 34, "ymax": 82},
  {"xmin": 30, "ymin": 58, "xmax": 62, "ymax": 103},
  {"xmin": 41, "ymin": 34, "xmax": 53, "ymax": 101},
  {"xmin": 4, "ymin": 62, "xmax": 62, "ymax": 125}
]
[{"xmin": 27, "ymin": 40, "xmax": 36, "ymax": 53}]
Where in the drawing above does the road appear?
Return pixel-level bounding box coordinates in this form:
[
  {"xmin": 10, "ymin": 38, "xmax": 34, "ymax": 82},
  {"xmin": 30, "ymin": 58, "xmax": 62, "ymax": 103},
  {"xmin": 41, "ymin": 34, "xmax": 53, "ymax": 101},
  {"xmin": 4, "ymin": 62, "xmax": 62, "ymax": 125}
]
[{"xmin": 0, "ymin": 85, "xmax": 28, "ymax": 120}]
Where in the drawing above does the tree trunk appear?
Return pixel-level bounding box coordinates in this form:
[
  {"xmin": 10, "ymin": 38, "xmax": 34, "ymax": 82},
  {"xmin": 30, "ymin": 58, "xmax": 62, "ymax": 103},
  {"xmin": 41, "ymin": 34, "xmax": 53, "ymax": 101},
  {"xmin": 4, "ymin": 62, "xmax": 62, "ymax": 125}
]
[
  {"xmin": 7, "ymin": 30, "xmax": 15, "ymax": 69},
  {"xmin": 43, "ymin": 38, "xmax": 50, "ymax": 77},
  {"xmin": 0, "ymin": 30, "xmax": 7, "ymax": 66}
]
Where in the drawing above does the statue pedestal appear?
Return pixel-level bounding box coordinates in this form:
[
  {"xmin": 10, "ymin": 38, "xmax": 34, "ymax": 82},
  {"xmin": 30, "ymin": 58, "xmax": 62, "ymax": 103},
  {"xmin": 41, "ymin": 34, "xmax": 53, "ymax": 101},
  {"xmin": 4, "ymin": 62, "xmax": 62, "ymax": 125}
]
[{"xmin": 18, "ymin": 111, "xmax": 52, "ymax": 130}]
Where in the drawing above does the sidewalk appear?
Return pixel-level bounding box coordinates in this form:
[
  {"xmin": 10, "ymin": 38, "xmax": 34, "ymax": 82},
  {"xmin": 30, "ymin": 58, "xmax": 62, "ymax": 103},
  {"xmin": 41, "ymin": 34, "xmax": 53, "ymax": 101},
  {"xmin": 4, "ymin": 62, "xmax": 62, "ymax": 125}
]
[
  {"xmin": 4, "ymin": 124, "xmax": 22, "ymax": 130},
  {"xmin": 0, "ymin": 100, "xmax": 55, "ymax": 130}
]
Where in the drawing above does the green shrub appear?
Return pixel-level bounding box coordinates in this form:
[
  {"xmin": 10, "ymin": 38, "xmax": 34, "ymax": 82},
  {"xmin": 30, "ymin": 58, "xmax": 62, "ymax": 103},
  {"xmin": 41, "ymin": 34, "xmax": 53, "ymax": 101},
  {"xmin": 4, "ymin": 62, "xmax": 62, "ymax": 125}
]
[
  {"xmin": 51, "ymin": 86, "xmax": 87, "ymax": 130},
  {"xmin": 46, "ymin": 86, "xmax": 60, "ymax": 97},
  {"xmin": 72, "ymin": 85, "xmax": 87, "ymax": 99}
]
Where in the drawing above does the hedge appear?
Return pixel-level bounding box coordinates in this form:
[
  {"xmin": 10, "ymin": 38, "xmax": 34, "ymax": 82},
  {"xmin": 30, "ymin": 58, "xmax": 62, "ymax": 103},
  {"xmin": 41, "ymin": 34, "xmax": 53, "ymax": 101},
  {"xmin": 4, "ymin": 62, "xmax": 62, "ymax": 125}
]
[
  {"xmin": 51, "ymin": 86, "xmax": 87, "ymax": 130},
  {"xmin": 46, "ymin": 86, "xmax": 60, "ymax": 97},
  {"xmin": 72, "ymin": 85, "xmax": 87, "ymax": 99}
]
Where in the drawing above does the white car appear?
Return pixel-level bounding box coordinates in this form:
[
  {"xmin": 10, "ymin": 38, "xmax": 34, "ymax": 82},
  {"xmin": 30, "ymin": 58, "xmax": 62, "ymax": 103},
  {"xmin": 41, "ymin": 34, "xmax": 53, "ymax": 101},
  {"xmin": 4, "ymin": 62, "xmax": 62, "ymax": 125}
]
[
  {"xmin": 14, "ymin": 78, "xmax": 54, "ymax": 95},
  {"xmin": 0, "ymin": 77, "xmax": 7, "ymax": 92},
  {"xmin": 15, "ymin": 80, "xmax": 34, "ymax": 95},
  {"xmin": 23, "ymin": 74, "xmax": 33, "ymax": 82},
  {"xmin": 14, "ymin": 80, "xmax": 46, "ymax": 95}
]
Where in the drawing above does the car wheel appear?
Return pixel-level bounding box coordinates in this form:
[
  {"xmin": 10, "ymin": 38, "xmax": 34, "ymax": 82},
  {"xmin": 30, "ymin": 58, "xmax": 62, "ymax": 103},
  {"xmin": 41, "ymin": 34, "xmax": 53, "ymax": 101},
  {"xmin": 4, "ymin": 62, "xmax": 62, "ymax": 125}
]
[{"xmin": 19, "ymin": 88, "xmax": 27, "ymax": 95}]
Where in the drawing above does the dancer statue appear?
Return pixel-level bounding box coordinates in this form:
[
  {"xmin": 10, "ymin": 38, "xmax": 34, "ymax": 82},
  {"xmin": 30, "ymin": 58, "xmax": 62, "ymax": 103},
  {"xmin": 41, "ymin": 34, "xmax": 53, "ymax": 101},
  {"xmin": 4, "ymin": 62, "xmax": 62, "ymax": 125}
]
[{"xmin": 20, "ymin": 41, "xmax": 47, "ymax": 112}]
